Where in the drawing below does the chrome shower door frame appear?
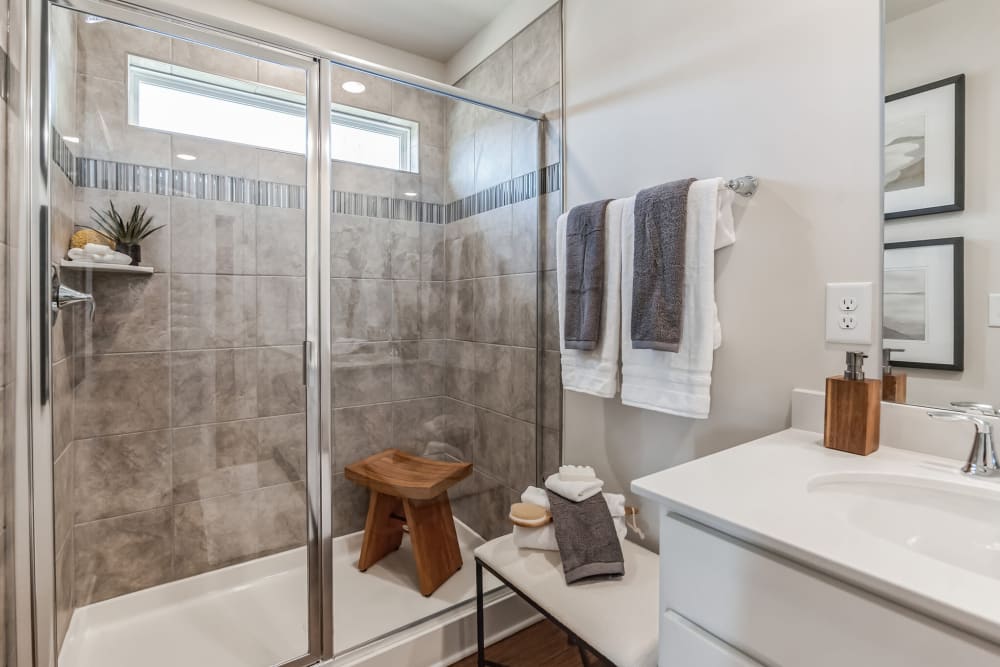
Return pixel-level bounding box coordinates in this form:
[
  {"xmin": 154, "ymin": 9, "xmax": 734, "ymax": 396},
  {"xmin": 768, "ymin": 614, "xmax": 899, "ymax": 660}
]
[{"xmin": 25, "ymin": 0, "xmax": 334, "ymax": 665}]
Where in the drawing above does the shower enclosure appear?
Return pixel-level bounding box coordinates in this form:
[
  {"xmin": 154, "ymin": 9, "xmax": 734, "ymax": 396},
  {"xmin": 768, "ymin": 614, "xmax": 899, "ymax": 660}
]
[{"xmin": 21, "ymin": 0, "xmax": 559, "ymax": 664}]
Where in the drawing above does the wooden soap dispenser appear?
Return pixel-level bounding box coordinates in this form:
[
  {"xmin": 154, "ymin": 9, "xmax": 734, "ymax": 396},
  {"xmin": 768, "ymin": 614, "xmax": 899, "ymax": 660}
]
[
  {"xmin": 824, "ymin": 351, "xmax": 881, "ymax": 456},
  {"xmin": 881, "ymin": 348, "xmax": 907, "ymax": 404}
]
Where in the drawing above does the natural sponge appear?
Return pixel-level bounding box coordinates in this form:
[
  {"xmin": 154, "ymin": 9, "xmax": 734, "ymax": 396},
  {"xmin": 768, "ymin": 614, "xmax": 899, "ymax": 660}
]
[{"xmin": 70, "ymin": 228, "xmax": 112, "ymax": 250}]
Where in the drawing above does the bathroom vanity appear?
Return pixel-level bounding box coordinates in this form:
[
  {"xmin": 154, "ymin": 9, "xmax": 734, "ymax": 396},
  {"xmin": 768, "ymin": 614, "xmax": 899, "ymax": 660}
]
[{"xmin": 632, "ymin": 428, "xmax": 1000, "ymax": 667}]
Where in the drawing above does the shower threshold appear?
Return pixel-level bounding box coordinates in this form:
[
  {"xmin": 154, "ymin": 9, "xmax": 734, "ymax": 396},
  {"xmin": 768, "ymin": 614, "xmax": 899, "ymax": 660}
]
[{"xmin": 58, "ymin": 520, "xmax": 505, "ymax": 667}]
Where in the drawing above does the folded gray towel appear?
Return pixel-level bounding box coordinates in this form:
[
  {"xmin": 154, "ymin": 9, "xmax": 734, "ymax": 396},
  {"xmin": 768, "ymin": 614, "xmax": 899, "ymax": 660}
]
[
  {"xmin": 631, "ymin": 178, "xmax": 696, "ymax": 351},
  {"xmin": 564, "ymin": 199, "xmax": 612, "ymax": 351},
  {"xmin": 547, "ymin": 490, "xmax": 624, "ymax": 584}
]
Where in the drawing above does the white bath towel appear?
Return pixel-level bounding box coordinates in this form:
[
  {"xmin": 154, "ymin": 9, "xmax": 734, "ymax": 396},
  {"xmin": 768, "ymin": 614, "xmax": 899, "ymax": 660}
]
[
  {"xmin": 558, "ymin": 464, "xmax": 596, "ymax": 481},
  {"xmin": 544, "ymin": 473, "xmax": 604, "ymax": 502},
  {"xmin": 513, "ymin": 518, "xmax": 627, "ymax": 552},
  {"xmin": 557, "ymin": 198, "xmax": 626, "ymax": 398},
  {"xmin": 522, "ymin": 486, "xmax": 625, "ymax": 518},
  {"xmin": 620, "ymin": 179, "xmax": 736, "ymax": 418},
  {"xmin": 68, "ymin": 245, "xmax": 132, "ymax": 265}
]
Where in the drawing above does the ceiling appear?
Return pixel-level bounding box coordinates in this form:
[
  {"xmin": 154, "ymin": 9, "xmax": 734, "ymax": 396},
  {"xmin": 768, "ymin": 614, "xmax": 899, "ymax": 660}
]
[
  {"xmin": 884, "ymin": 0, "xmax": 947, "ymax": 22},
  {"xmin": 252, "ymin": 0, "xmax": 513, "ymax": 62}
]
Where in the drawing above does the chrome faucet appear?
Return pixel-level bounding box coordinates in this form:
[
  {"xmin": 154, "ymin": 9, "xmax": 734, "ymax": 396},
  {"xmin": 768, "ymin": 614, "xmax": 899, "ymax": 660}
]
[
  {"xmin": 927, "ymin": 411, "xmax": 999, "ymax": 476},
  {"xmin": 950, "ymin": 401, "xmax": 1000, "ymax": 417}
]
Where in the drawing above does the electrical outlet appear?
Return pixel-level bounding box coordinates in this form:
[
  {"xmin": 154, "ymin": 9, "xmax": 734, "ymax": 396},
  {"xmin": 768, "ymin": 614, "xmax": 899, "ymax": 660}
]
[
  {"xmin": 826, "ymin": 282, "xmax": 872, "ymax": 344},
  {"xmin": 840, "ymin": 296, "xmax": 858, "ymax": 312}
]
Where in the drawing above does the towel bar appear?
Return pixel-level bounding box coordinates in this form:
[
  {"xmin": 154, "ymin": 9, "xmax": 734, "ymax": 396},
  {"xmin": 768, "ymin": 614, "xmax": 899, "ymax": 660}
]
[{"xmin": 725, "ymin": 176, "xmax": 758, "ymax": 197}]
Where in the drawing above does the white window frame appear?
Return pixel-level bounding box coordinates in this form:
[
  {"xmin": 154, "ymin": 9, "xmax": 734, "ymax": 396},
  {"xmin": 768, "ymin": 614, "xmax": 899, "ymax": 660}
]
[{"xmin": 126, "ymin": 56, "xmax": 419, "ymax": 172}]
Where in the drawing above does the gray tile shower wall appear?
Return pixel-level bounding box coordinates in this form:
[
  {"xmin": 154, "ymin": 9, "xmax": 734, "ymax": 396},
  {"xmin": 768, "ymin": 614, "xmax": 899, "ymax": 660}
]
[
  {"xmin": 331, "ymin": 5, "xmax": 564, "ymax": 542},
  {"xmin": 443, "ymin": 4, "xmax": 564, "ymax": 541},
  {"xmin": 48, "ymin": 1, "xmax": 564, "ymax": 623},
  {"xmin": 328, "ymin": 209, "xmax": 454, "ymax": 536},
  {"xmin": 51, "ymin": 12, "xmax": 318, "ymax": 612}
]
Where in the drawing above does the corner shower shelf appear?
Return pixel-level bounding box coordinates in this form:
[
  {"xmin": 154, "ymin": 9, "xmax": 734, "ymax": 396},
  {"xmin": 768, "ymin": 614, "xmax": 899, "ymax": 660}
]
[{"xmin": 59, "ymin": 259, "xmax": 154, "ymax": 274}]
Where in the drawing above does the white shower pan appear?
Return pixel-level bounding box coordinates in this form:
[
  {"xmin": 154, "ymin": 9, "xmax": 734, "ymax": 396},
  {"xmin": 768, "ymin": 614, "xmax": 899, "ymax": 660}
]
[{"xmin": 59, "ymin": 522, "xmax": 532, "ymax": 667}]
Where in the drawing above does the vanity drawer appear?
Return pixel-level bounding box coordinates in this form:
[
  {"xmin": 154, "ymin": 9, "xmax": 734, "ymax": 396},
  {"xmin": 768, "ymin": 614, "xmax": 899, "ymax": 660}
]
[
  {"xmin": 661, "ymin": 610, "xmax": 763, "ymax": 667},
  {"xmin": 661, "ymin": 513, "xmax": 1000, "ymax": 667}
]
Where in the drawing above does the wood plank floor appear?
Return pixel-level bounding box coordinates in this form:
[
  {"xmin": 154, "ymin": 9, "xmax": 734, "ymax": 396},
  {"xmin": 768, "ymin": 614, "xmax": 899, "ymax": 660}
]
[{"xmin": 449, "ymin": 620, "xmax": 586, "ymax": 667}]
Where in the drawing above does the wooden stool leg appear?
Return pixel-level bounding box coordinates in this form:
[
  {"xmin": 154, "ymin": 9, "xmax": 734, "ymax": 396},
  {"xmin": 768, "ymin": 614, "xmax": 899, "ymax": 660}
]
[
  {"xmin": 403, "ymin": 493, "xmax": 463, "ymax": 596},
  {"xmin": 358, "ymin": 491, "xmax": 404, "ymax": 572}
]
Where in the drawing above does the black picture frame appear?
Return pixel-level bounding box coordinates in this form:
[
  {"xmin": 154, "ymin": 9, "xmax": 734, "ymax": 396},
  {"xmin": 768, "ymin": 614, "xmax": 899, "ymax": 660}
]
[
  {"xmin": 884, "ymin": 74, "xmax": 965, "ymax": 220},
  {"xmin": 883, "ymin": 237, "xmax": 964, "ymax": 371}
]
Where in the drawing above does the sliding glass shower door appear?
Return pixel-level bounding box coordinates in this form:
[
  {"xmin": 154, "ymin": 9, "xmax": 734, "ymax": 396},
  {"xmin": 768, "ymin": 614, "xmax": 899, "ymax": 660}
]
[
  {"xmin": 31, "ymin": 1, "xmax": 548, "ymax": 664},
  {"xmin": 41, "ymin": 4, "xmax": 324, "ymax": 666}
]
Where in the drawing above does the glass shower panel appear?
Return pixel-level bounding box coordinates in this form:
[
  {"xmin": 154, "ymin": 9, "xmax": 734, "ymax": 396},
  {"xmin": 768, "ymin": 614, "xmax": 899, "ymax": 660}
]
[
  {"xmin": 329, "ymin": 62, "xmax": 541, "ymax": 654},
  {"xmin": 49, "ymin": 7, "xmax": 313, "ymax": 666}
]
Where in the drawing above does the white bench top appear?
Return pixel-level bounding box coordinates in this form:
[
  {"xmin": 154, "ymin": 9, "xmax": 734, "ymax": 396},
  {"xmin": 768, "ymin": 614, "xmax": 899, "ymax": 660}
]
[{"xmin": 475, "ymin": 534, "xmax": 659, "ymax": 667}]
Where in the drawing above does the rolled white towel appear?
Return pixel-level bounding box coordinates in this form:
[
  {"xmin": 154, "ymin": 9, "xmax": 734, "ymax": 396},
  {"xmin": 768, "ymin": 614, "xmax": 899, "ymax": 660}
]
[
  {"xmin": 83, "ymin": 243, "xmax": 113, "ymax": 255},
  {"xmin": 512, "ymin": 518, "xmax": 628, "ymax": 551},
  {"xmin": 521, "ymin": 486, "xmax": 625, "ymax": 518},
  {"xmin": 97, "ymin": 252, "xmax": 133, "ymax": 265},
  {"xmin": 544, "ymin": 473, "xmax": 603, "ymax": 502},
  {"xmin": 558, "ymin": 464, "xmax": 596, "ymax": 481},
  {"xmin": 69, "ymin": 243, "xmax": 132, "ymax": 265}
]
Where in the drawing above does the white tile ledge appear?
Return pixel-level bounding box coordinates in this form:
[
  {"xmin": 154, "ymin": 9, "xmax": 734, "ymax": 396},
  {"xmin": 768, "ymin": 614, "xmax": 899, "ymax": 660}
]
[{"xmin": 60, "ymin": 259, "xmax": 154, "ymax": 274}]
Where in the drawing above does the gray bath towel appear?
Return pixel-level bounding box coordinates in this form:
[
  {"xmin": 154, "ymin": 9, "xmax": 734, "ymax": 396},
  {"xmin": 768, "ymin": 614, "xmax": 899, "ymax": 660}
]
[
  {"xmin": 564, "ymin": 199, "xmax": 612, "ymax": 351},
  {"xmin": 631, "ymin": 178, "xmax": 696, "ymax": 351},
  {"xmin": 547, "ymin": 490, "xmax": 625, "ymax": 584}
]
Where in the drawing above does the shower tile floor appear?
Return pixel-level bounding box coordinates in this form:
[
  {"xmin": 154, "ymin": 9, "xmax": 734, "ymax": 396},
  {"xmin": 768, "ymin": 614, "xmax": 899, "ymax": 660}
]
[{"xmin": 59, "ymin": 521, "xmax": 500, "ymax": 667}]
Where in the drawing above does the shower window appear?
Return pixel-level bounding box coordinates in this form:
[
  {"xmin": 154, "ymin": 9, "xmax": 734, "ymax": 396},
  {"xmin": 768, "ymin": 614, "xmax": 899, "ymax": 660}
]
[{"xmin": 127, "ymin": 55, "xmax": 418, "ymax": 170}]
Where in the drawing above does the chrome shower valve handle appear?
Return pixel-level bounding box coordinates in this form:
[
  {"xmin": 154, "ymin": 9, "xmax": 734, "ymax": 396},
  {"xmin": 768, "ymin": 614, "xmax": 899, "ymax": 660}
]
[{"xmin": 50, "ymin": 264, "xmax": 96, "ymax": 321}]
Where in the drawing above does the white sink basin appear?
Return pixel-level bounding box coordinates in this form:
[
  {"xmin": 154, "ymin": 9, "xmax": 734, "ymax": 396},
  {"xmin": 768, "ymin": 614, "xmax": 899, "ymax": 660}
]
[{"xmin": 808, "ymin": 472, "xmax": 1000, "ymax": 580}]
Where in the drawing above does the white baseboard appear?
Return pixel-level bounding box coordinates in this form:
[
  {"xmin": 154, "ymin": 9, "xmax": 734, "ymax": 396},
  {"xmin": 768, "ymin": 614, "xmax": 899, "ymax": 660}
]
[{"xmin": 330, "ymin": 589, "xmax": 541, "ymax": 667}]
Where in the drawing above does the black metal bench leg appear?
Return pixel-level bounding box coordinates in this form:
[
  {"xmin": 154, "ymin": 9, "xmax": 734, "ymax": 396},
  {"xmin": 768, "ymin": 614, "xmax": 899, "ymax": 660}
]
[{"xmin": 476, "ymin": 560, "xmax": 486, "ymax": 667}]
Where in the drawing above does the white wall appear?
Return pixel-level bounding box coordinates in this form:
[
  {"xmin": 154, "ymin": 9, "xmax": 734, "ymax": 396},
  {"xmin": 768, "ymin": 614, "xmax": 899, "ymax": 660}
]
[
  {"xmin": 142, "ymin": 0, "xmax": 447, "ymax": 80},
  {"xmin": 884, "ymin": 0, "xmax": 1000, "ymax": 408},
  {"xmin": 445, "ymin": 0, "xmax": 559, "ymax": 84},
  {"xmin": 562, "ymin": 0, "xmax": 883, "ymax": 547}
]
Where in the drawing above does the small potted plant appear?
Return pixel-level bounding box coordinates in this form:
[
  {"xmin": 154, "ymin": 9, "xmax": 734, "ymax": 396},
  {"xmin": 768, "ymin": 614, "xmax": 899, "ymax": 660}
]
[{"xmin": 86, "ymin": 200, "xmax": 164, "ymax": 266}]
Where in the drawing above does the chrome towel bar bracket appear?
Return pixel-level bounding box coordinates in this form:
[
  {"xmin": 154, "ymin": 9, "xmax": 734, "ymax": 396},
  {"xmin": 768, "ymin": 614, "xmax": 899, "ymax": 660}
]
[{"xmin": 725, "ymin": 176, "xmax": 759, "ymax": 197}]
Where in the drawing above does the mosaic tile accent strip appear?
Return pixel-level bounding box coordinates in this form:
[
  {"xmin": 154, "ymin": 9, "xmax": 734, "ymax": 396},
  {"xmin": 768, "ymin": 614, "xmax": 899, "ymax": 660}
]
[
  {"xmin": 332, "ymin": 191, "xmax": 444, "ymax": 224},
  {"xmin": 75, "ymin": 156, "xmax": 307, "ymax": 209},
  {"xmin": 445, "ymin": 162, "xmax": 561, "ymax": 223},
  {"xmin": 52, "ymin": 129, "xmax": 77, "ymax": 183},
  {"xmin": 52, "ymin": 133, "xmax": 560, "ymax": 224}
]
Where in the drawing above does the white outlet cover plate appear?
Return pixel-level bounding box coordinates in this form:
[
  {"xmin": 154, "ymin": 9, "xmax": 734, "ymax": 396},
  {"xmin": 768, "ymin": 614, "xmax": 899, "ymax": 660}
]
[
  {"xmin": 990, "ymin": 294, "xmax": 1000, "ymax": 327},
  {"xmin": 826, "ymin": 282, "xmax": 873, "ymax": 344}
]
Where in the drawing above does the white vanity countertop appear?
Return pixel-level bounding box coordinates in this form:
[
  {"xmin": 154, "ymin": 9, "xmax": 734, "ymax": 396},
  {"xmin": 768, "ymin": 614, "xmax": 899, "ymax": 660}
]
[{"xmin": 631, "ymin": 428, "xmax": 1000, "ymax": 643}]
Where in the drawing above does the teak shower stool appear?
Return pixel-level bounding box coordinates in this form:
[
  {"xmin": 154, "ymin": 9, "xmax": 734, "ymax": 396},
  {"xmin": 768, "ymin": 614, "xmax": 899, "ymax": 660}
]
[{"xmin": 344, "ymin": 448, "xmax": 473, "ymax": 596}]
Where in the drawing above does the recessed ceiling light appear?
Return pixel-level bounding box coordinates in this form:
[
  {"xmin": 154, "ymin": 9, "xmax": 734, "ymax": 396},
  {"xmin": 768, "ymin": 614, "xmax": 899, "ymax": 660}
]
[
  {"xmin": 403, "ymin": 192, "xmax": 418, "ymax": 197},
  {"xmin": 84, "ymin": 15, "xmax": 106, "ymax": 24},
  {"xmin": 175, "ymin": 153, "xmax": 197, "ymax": 161},
  {"xmin": 63, "ymin": 136, "xmax": 80, "ymax": 143},
  {"xmin": 341, "ymin": 81, "xmax": 366, "ymax": 94}
]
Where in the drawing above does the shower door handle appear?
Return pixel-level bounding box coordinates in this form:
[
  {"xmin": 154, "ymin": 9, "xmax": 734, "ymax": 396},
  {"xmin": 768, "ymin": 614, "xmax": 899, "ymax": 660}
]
[{"xmin": 302, "ymin": 340, "xmax": 313, "ymax": 386}]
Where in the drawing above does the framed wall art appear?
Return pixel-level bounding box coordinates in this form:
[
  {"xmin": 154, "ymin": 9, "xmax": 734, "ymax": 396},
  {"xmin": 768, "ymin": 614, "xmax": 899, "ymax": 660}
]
[
  {"xmin": 884, "ymin": 74, "xmax": 965, "ymax": 220},
  {"xmin": 883, "ymin": 237, "xmax": 964, "ymax": 371}
]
